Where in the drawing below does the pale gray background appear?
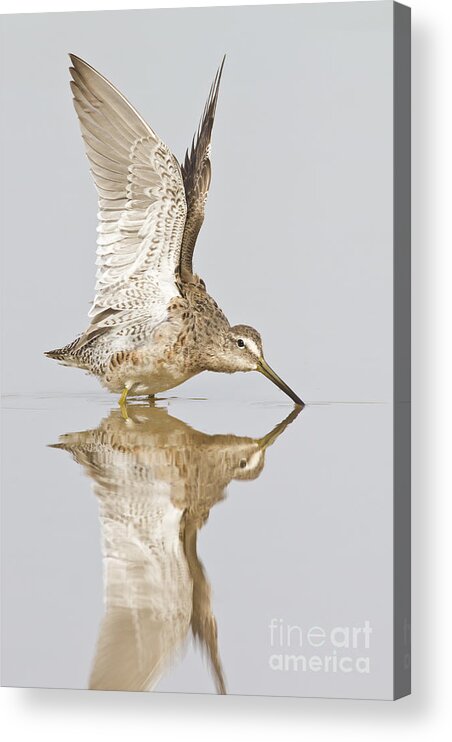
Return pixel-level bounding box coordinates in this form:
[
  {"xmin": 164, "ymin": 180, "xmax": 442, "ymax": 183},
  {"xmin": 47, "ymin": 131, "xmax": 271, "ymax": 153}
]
[
  {"xmin": 0, "ymin": 1, "xmax": 393, "ymax": 403},
  {"xmin": 1, "ymin": 2, "xmax": 397, "ymax": 700}
]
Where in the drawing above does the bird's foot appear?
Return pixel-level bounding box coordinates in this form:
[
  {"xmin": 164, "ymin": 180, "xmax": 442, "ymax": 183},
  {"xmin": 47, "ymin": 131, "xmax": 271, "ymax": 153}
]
[{"xmin": 119, "ymin": 388, "xmax": 129, "ymax": 420}]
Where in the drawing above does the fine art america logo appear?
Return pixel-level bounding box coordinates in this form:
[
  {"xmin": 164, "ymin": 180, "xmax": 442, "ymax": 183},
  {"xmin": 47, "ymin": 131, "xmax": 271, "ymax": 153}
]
[{"xmin": 268, "ymin": 619, "xmax": 373, "ymax": 675}]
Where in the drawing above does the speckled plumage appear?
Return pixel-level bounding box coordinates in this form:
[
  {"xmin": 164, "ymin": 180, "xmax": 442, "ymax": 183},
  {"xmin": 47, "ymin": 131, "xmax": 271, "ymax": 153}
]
[{"xmin": 45, "ymin": 55, "xmax": 303, "ymax": 406}]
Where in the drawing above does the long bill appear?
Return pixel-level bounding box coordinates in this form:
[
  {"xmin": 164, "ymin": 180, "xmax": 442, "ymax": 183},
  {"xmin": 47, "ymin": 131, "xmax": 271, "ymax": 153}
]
[{"xmin": 257, "ymin": 358, "xmax": 304, "ymax": 407}]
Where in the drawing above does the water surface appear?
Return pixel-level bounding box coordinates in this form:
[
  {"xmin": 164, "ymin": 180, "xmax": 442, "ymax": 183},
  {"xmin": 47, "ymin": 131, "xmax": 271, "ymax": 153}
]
[{"xmin": 1, "ymin": 395, "xmax": 393, "ymax": 699}]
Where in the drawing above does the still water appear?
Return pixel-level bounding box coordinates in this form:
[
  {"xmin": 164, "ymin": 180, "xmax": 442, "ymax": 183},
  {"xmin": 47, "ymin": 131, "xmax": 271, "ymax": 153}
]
[{"xmin": 1, "ymin": 395, "xmax": 393, "ymax": 699}]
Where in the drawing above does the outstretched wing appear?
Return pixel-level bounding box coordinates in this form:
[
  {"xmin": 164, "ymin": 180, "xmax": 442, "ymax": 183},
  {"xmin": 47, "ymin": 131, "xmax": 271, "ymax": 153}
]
[
  {"xmin": 69, "ymin": 55, "xmax": 187, "ymax": 346},
  {"xmin": 179, "ymin": 57, "xmax": 225, "ymax": 281}
]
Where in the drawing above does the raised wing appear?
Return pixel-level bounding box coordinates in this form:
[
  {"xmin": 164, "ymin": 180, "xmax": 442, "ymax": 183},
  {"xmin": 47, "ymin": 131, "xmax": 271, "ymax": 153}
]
[
  {"xmin": 179, "ymin": 57, "xmax": 225, "ymax": 281},
  {"xmin": 69, "ymin": 55, "xmax": 187, "ymax": 345}
]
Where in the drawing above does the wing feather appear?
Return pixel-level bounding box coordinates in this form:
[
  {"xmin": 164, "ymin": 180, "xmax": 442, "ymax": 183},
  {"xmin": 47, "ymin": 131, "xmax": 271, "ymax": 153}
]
[
  {"xmin": 69, "ymin": 55, "xmax": 187, "ymax": 347},
  {"xmin": 179, "ymin": 57, "xmax": 225, "ymax": 280}
]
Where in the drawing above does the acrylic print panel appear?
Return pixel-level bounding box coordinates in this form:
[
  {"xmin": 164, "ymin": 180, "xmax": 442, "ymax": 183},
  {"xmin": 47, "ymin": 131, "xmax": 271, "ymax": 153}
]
[{"xmin": 0, "ymin": 2, "xmax": 411, "ymax": 699}]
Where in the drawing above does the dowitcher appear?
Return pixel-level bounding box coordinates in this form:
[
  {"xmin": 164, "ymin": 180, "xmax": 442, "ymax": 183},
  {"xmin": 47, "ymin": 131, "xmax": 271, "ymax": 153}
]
[
  {"xmin": 52, "ymin": 403, "xmax": 300, "ymax": 692},
  {"xmin": 45, "ymin": 55, "xmax": 304, "ymax": 409}
]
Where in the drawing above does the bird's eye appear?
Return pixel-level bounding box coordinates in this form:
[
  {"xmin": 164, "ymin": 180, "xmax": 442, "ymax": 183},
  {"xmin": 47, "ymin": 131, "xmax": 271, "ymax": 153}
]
[
  {"xmin": 239, "ymin": 459, "xmax": 247, "ymax": 468},
  {"xmin": 237, "ymin": 339, "xmax": 245, "ymax": 348}
]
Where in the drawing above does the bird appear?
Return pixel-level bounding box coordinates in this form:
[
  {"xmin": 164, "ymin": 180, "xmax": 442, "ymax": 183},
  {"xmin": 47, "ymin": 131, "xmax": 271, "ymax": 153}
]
[
  {"xmin": 45, "ymin": 54, "xmax": 304, "ymax": 411},
  {"xmin": 50, "ymin": 402, "xmax": 301, "ymax": 692}
]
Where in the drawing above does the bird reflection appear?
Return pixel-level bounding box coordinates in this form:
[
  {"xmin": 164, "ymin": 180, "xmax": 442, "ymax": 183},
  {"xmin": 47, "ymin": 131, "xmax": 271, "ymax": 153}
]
[{"xmin": 51, "ymin": 402, "xmax": 300, "ymax": 693}]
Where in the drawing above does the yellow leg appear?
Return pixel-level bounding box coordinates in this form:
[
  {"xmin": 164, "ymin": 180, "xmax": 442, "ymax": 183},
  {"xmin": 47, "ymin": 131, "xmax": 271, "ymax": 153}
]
[{"xmin": 119, "ymin": 387, "xmax": 129, "ymax": 420}]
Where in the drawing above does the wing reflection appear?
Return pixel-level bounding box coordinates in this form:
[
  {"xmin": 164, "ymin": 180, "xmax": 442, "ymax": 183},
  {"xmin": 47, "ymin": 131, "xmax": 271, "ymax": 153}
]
[{"xmin": 51, "ymin": 403, "xmax": 300, "ymax": 693}]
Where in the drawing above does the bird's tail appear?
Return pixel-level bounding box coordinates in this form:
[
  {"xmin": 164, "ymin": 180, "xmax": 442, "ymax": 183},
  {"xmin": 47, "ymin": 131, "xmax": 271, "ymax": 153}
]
[{"xmin": 44, "ymin": 337, "xmax": 84, "ymax": 367}]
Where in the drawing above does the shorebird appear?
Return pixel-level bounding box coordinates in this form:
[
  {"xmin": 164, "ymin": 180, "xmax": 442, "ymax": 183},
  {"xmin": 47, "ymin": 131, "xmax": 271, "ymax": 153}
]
[
  {"xmin": 45, "ymin": 55, "xmax": 304, "ymax": 410},
  {"xmin": 51, "ymin": 403, "xmax": 300, "ymax": 692}
]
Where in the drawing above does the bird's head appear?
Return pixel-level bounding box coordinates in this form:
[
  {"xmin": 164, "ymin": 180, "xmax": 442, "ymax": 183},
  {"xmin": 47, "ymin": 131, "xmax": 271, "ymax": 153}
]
[
  {"xmin": 232, "ymin": 446, "xmax": 266, "ymax": 481},
  {"xmin": 219, "ymin": 324, "xmax": 304, "ymax": 406}
]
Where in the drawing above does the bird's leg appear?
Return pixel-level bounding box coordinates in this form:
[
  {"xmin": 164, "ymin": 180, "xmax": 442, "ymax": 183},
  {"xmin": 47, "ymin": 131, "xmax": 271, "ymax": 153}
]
[{"xmin": 119, "ymin": 387, "xmax": 129, "ymax": 420}]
